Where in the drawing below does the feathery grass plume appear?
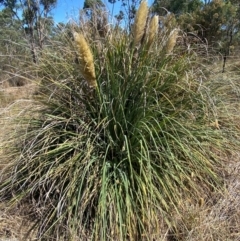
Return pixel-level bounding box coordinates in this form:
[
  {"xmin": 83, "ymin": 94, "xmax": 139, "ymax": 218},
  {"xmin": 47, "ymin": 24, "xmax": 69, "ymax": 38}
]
[
  {"xmin": 165, "ymin": 28, "xmax": 179, "ymax": 54},
  {"xmin": 133, "ymin": 0, "xmax": 149, "ymax": 46},
  {"xmin": 73, "ymin": 32, "xmax": 96, "ymax": 88},
  {"xmin": 146, "ymin": 15, "xmax": 159, "ymax": 48}
]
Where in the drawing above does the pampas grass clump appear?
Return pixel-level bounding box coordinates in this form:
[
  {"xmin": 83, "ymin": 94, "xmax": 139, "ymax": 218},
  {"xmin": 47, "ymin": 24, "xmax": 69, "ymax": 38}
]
[{"xmin": 0, "ymin": 2, "xmax": 238, "ymax": 241}]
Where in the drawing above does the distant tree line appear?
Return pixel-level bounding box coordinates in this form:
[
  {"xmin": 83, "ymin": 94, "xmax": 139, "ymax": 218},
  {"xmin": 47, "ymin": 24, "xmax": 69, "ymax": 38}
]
[
  {"xmin": 0, "ymin": 0, "xmax": 239, "ymax": 66},
  {"xmin": 0, "ymin": 0, "xmax": 56, "ymax": 63}
]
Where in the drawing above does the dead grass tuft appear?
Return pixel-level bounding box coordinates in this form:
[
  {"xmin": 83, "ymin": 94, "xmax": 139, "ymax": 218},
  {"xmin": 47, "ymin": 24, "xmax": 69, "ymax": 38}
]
[
  {"xmin": 168, "ymin": 152, "xmax": 240, "ymax": 241},
  {"xmin": 0, "ymin": 85, "xmax": 37, "ymax": 240},
  {"xmin": 0, "ymin": 202, "xmax": 37, "ymax": 241}
]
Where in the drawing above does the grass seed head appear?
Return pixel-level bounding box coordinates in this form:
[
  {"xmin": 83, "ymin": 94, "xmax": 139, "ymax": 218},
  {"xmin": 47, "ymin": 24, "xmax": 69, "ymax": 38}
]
[
  {"xmin": 133, "ymin": 0, "xmax": 149, "ymax": 46},
  {"xmin": 147, "ymin": 15, "xmax": 159, "ymax": 47},
  {"xmin": 73, "ymin": 32, "xmax": 96, "ymax": 88},
  {"xmin": 165, "ymin": 28, "xmax": 179, "ymax": 54}
]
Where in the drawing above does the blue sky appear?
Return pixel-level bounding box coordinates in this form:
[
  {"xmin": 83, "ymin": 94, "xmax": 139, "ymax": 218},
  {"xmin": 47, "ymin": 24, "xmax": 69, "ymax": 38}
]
[
  {"xmin": 52, "ymin": 0, "xmax": 154, "ymax": 23},
  {"xmin": 52, "ymin": 0, "xmax": 122, "ymax": 23}
]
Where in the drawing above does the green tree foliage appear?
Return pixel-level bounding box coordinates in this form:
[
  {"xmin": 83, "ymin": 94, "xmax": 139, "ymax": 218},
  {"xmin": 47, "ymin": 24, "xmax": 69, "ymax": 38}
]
[
  {"xmin": 153, "ymin": 0, "xmax": 239, "ymax": 68},
  {"xmin": 0, "ymin": 0, "xmax": 56, "ymax": 63},
  {"xmin": 0, "ymin": 7, "xmax": 22, "ymax": 41},
  {"xmin": 0, "ymin": 7, "xmax": 28, "ymax": 85},
  {"xmin": 83, "ymin": 0, "xmax": 104, "ymax": 9},
  {"xmin": 152, "ymin": 0, "xmax": 203, "ymax": 16},
  {"xmin": 180, "ymin": 0, "xmax": 237, "ymax": 42},
  {"xmin": 177, "ymin": 0, "xmax": 239, "ymax": 69}
]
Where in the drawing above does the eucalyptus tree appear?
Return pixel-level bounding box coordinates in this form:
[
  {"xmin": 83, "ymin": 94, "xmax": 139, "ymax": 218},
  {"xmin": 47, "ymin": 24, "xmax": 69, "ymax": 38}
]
[
  {"xmin": 107, "ymin": 0, "xmax": 141, "ymax": 29},
  {"xmin": 82, "ymin": 0, "xmax": 109, "ymax": 38},
  {"xmin": 152, "ymin": 0, "xmax": 203, "ymax": 16},
  {"xmin": 0, "ymin": 0, "xmax": 57, "ymax": 63}
]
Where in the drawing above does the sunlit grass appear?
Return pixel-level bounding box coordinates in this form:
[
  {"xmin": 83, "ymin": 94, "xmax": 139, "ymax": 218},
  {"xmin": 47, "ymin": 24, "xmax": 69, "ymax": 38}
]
[{"xmin": 1, "ymin": 6, "xmax": 239, "ymax": 241}]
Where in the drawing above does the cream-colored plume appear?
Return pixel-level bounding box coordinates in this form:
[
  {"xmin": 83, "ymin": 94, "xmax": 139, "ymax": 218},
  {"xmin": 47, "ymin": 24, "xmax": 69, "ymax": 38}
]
[
  {"xmin": 147, "ymin": 15, "xmax": 159, "ymax": 47},
  {"xmin": 133, "ymin": 1, "xmax": 149, "ymax": 46},
  {"xmin": 165, "ymin": 28, "xmax": 179, "ymax": 54},
  {"xmin": 73, "ymin": 32, "xmax": 96, "ymax": 88}
]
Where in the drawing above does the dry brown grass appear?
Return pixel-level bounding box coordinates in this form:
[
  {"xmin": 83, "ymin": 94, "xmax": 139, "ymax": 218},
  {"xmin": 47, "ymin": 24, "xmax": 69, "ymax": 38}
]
[
  {"xmin": 0, "ymin": 84, "xmax": 37, "ymax": 241},
  {"xmin": 167, "ymin": 55, "xmax": 240, "ymax": 241},
  {"xmin": 0, "ymin": 202, "xmax": 37, "ymax": 241},
  {"xmin": 0, "ymin": 57, "xmax": 239, "ymax": 241},
  {"xmin": 0, "ymin": 84, "xmax": 36, "ymax": 141},
  {"xmin": 168, "ymin": 152, "xmax": 240, "ymax": 241}
]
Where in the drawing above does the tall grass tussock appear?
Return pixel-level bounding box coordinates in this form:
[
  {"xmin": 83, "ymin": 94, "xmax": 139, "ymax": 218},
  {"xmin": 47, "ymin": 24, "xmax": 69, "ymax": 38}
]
[{"xmin": 0, "ymin": 2, "xmax": 239, "ymax": 241}]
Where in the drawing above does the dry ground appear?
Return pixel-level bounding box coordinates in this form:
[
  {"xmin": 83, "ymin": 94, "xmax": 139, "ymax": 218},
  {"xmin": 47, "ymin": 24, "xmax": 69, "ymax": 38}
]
[
  {"xmin": 0, "ymin": 58, "xmax": 239, "ymax": 241},
  {"xmin": 0, "ymin": 84, "xmax": 37, "ymax": 241}
]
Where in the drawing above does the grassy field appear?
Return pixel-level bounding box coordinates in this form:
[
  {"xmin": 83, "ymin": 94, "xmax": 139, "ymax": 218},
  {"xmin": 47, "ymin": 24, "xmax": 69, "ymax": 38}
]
[
  {"xmin": 0, "ymin": 57, "xmax": 239, "ymax": 241},
  {"xmin": 0, "ymin": 4, "xmax": 240, "ymax": 239}
]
